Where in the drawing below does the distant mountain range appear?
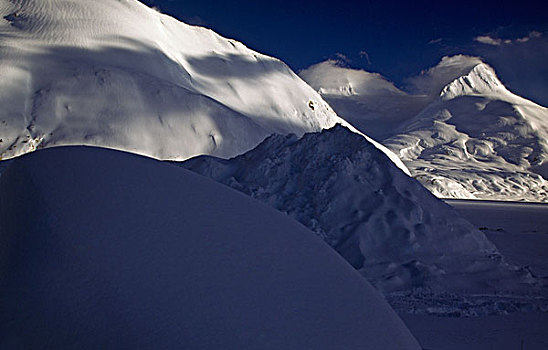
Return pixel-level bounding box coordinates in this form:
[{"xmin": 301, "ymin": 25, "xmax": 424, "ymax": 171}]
[{"xmin": 300, "ymin": 56, "xmax": 548, "ymax": 202}]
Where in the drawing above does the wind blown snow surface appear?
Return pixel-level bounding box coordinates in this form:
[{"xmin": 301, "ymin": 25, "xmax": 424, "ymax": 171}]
[
  {"xmin": 300, "ymin": 56, "xmax": 548, "ymax": 202},
  {"xmin": 182, "ymin": 125, "xmax": 548, "ymax": 315},
  {"xmin": 0, "ymin": 146, "xmax": 420, "ymax": 349},
  {"xmin": 0, "ymin": 0, "xmax": 339, "ymax": 160}
]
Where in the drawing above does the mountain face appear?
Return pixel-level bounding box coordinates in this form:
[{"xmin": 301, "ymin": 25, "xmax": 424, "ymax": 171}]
[
  {"xmin": 181, "ymin": 126, "xmax": 540, "ymax": 304},
  {"xmin": 0, "ymin": 0, "xmax": 352, "ymax": 162},
  {"xmin": 0, "ymin": 146, "xmax": 420, "ymax": 349},
  {"xmin": 300, "ymin": 56, "xmax": 548, "ymax": 202}
]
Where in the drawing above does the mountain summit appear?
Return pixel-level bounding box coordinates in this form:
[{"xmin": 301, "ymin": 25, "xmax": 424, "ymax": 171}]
[{"xmin": 439, "ymin": 63, "xmax": 508, "ymax": 100}]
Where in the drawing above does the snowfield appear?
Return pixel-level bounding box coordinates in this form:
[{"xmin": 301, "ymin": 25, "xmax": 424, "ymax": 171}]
[
  {"xmin": 0, "ymin": 146, "xmax": 420, "ymax": 349},
  {"xmin": 300, "ymin": 56, "xmax": 548, "ymax": 202},
  {"xmin": 0, "ymin": 0, "xmax": 408, "ymax": 175},
  {"xmin": 403, "ymin": 200, "xmax": 548, "ymax": 350}
]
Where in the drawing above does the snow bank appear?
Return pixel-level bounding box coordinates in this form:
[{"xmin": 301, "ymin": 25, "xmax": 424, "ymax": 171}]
[
  {"xmin": 0, "ymin": 146, "xmax": 420, "ymax": 349},
  {"xmin": 182, "ymin": 125, "xmax": 540, "ymax": 298}
]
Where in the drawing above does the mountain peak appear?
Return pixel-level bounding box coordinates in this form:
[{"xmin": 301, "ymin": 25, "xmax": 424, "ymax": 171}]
[{"xmin": 440, "ymin": 62, "xmax": 507, "ymax": 100}]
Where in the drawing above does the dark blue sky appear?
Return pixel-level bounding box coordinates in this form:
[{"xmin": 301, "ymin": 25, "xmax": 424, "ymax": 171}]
[{"xmin": 142, "ymin": 0, "xmax": 548, "ymax": 105}]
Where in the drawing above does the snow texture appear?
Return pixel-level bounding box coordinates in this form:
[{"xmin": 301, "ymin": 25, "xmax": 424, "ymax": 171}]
[
  {"xmin": 181, "ymin": 126, "xmax": 544, "ymax": 311},
  {"xmin": 300, "ymin": 56, "xmax": 548, "ymax": 202},
  {"xmin": 0, "ymin": 145, "xmax": 420, "ymax": 349},
  {"xmin": 0, "ymin": 0, "xmax": 409, "ymax": 174},
  {"xmin": 0, "ymin": 0, "xmax": 337, "ymax": 160}
]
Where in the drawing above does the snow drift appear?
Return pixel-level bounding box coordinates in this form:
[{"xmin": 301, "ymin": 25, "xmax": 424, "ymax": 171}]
[
  {"xmin": 300, "ymin": 56, "xmax": 548, "ymax": 201},
  {"xmin": 0, "ymin": 146, "xmax": 420, "ymax": 349},
  {"xmin": 182, "ymin": 125, "xmax": 540, "ymax": 299}
]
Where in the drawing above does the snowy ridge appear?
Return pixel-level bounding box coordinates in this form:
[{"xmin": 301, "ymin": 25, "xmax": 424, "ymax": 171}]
[
  {"xmin": 0, "ymin": 0, "xmax": 371, "ymax": 163},
  {"xmin": 440, "ymin": 63, "xmax": 508, "ymax": 100},
  {"xmin": 0, "ymin": 146, "xmax": 420, "ymax": 349},
  {"xmin": 181, "ymin": 126, "xmax": 543, "ymax": 306},
  {"xmin": 300, "ymin": 56, "xmax": 548, "ymax": 202}
]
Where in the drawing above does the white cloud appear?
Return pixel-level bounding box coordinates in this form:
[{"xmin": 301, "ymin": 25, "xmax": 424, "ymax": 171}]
[
  {"xmin": 516, "ymin": 31, "xmax": 542, "ymax": 43},
  {"xmin": 475, "ymin": 35, "xmax": 502, "ymax": 46},
  {"xmin": 476, "ymin": 31, "xmax": 543, "ymax": 46},
  {"xmin": 428, "ymin": 38, "xmax": 443, "ymax": 45}
]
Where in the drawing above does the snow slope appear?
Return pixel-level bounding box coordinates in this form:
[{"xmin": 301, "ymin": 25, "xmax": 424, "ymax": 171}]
[
  {"xmin": 0, "ymin": 146, "xmax": 420, "ymax": 349},
  {"xmin": 0, "ymin": 0, "xmax": 344, "ymax": 161},
  {"xmin": 0, "ymin": 0, "xmax": 410, "ymax": 173},
  {"xmin": 181, "ymin": 126, "xmax": 543, "ymax": 310},
  {"xmin": 300, "ymin": 56, "xmax": 548, "ymax": 202}
]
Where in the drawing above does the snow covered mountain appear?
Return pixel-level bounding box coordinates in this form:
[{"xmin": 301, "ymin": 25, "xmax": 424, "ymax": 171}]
[
  {"xmin": 299, "ymin": 60, "xmax": 431, "ymax": 140},
  {"xmin": 300, "ymin": 56, "xmax": 548, "ymax": 202},
  {"xmin": 0, "ymin": 146, "xmax": 420, "ymax": 349},
  {"xmin": 0, "ymin": 0, "xmax": 403, "ymax": 167},
  {"xmin": 182, "ymin": 126, "xmax": 543, "ymax": 309}
]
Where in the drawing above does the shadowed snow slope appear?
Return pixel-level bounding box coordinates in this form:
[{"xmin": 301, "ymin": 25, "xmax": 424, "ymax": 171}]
[
  {"xmin": 300, "ymin": 56, "xmax": 548, "ymax": 202},
  {"xmin": 182, "ymin": 126, "xmax": 540, "ymax": 297},
  {"xmin": 0, "ymin": 146, "xmax": 419, "ymax": 349},
  {"xmin": 0, "ymin": 0, "xmax": 354, "ymax": 161}
]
